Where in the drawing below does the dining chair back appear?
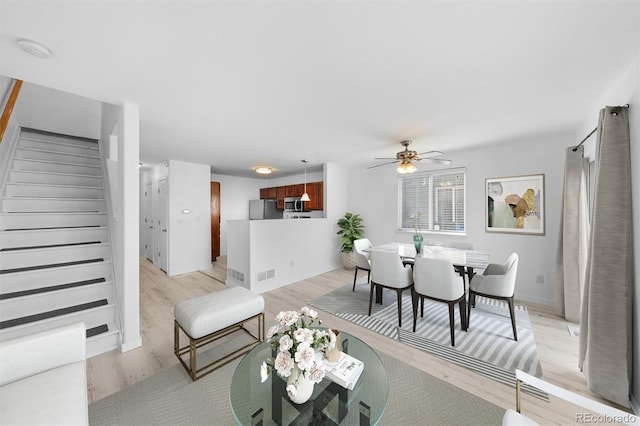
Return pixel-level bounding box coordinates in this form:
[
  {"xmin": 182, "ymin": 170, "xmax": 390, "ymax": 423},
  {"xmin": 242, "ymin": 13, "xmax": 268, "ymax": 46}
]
[
  {"xmin": 369, "ymin": 250, "xmax": 414, "ymax": 327},
  {"xmin": 468, "ymin": 252, "xmax": 519, "ymax": 340},
  {"xmin": 412, "ymin": 257, "xmax": 467, "ymax": 346},
  {"xmin": 352, "ymin": 238, "xmax": 372, "ymax": 291}
]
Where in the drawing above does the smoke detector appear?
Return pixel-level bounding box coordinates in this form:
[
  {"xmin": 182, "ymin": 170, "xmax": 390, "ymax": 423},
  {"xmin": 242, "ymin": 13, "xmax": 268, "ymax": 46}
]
[{"xmin": 17, "ymin": 39, "xmax": 52, "ymax": 59}]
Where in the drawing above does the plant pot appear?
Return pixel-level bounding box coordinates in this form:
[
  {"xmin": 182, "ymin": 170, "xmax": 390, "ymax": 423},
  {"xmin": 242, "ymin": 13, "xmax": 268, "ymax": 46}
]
[
  {"xmin": 341, "ymin": 251, "xmax": 356, "ymax": 270},
  {"xmin": 286, "ymin": 365, "xmax": 314, "ymax": 404}
]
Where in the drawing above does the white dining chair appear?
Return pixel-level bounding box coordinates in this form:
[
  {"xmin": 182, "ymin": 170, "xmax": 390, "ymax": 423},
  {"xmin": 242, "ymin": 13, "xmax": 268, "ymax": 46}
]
[
  {"xmin": 369, "ymin": 250, "xmax": 413, "ymax": 327},
  {"xmin": 353, "ymin": 238, "xmax": 372, "ymax": 291},
  {"xmin": 411, "ymin": 257, "xmax": 467, "ymax": 346},
  {"xmin": 468, "ymin": 252, "xmax": 519, "ymax": 340}
]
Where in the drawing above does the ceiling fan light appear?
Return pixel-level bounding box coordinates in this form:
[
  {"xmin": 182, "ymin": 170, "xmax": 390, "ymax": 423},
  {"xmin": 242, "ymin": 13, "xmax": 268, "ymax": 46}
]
[{"xmin": 397, "ymin": 160, "xmax": 416, "ymax": 174}]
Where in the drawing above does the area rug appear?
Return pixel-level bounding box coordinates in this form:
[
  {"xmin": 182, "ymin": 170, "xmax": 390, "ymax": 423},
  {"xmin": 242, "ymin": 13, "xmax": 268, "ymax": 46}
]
[
  {"xmin": 309, "ymin": 283, "xmax": 546, "ymax": 399},
  {"xmin": 88, "ymin": 349, "xmax": 505, "ymax": 425}
]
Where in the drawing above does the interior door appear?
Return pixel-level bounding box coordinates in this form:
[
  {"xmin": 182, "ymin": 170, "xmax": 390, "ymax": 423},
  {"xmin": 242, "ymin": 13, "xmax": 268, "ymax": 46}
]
[
  {"xmin": 155, "ymin": 178, "xmax": 168, "ymax": 272},
  {"xmin": 144, "ymin": 183, "xmax": 153, "ymax": 260},
  {"xmin": 210, "ymin": 181, "xmax": 221, "ymax": 261}
]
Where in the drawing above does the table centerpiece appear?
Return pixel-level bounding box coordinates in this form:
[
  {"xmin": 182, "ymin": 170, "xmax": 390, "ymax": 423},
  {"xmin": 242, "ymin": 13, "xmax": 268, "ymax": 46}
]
[{"xmin": 260, "ymin": 306, "xmax": 338, "ymax": 404}]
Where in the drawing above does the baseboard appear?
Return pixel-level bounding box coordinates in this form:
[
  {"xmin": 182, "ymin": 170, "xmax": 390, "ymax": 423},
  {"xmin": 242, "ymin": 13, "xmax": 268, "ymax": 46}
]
[
  {"xmin": 120, "ymin": 335, "xmax": 142, "ymax": 353},
  {"xmin": 631, "ymin": 392, "xmax": 639, "ymax": 415}
]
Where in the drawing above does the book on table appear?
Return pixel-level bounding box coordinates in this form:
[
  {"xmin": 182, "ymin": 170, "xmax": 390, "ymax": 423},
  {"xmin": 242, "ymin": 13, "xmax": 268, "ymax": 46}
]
[{"xmin": 324, "ymin": 351, "xmax": 364, "ymax": 390}]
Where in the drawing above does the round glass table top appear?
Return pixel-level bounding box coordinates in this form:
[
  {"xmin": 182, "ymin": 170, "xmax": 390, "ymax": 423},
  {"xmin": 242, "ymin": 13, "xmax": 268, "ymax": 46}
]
[{"xmin": 230, "ymin": 331, "xmax": 389, "ymax": 425}]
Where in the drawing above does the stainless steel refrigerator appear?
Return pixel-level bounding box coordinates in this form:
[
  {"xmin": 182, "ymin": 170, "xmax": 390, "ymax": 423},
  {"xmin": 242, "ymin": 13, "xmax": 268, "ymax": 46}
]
[{"xmin": 249, "ymin": 199, "xmax": 282, "ymax": 220}]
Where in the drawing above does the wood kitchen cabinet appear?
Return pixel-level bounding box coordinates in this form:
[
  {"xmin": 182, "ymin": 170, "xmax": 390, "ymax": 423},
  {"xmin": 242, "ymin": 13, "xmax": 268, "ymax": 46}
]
[
  {"xmin": 304, "ymin": 181, "xmax": 324, "ymax": 210},
  {"xmin": 276, "ymin": 186, "xmax": 286, "ymax": 209},
  {"xmin": 259, "ymin": 181, "xmax": 323, "ymax": 210},
  {"xmin": 285, "ymin": 184, "xmax": 304, "ymax": 197},
  {"xmin": 259, "ymin": 187, "xmax": 277, "ymax": 199}
]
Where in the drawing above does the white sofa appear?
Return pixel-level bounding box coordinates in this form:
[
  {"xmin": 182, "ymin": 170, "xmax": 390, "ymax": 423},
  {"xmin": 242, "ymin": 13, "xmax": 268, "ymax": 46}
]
[
  {"xmin": 0, "ymin": 322, "xmax": 88, "ymax": 425},
  {"xmin": 503, "ymin": 369, "xmax": 639, "ymax": 426}
]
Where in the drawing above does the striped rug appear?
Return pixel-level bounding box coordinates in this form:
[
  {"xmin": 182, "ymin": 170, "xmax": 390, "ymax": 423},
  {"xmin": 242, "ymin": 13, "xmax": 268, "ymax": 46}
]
[{"xmin": 310, "ymin": 283, "xmax": 546, "ymax": 399}]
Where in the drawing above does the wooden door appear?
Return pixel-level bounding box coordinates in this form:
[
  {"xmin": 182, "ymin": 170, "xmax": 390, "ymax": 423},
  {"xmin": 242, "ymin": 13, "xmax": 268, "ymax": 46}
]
[{"xmin": 210, "ymin": 182, "xmax": 221, "ymax": 261}]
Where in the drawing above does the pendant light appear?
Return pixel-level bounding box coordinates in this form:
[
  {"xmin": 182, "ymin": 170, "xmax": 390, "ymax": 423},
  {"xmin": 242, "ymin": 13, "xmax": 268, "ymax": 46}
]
[{"xmin": 300, "ymin": 159, "xmax": 311, "ymax": 201}]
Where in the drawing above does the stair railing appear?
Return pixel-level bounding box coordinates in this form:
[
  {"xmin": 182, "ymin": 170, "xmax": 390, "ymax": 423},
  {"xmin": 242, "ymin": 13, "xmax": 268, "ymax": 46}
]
[{"xmin": 0, "ymin": 79, "xmax": 23, "ymax": 143}]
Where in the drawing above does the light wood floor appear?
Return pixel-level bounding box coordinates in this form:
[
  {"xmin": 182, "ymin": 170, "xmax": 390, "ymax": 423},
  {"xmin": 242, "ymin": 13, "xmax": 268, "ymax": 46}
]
[{"xmin": 87, "ymin": 257, "xmax": 623, "ymax": 425}]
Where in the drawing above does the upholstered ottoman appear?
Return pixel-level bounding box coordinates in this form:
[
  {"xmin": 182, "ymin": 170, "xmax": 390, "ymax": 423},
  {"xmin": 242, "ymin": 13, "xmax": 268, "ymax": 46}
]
[{"xmin": 174, "ymin": 286, "xmax": 265, "ymax": 381}]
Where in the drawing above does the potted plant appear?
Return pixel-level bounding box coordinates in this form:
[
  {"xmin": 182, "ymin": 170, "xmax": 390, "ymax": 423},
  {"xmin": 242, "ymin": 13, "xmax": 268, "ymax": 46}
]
[{"xmin": 336, "ymin": 212, "xmax": 365, "ymax": 270}]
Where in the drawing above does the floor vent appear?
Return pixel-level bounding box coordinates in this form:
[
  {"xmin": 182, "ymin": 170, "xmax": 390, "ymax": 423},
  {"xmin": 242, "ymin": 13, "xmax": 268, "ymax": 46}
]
[{"xmin": 227, "ymin": 268, "xmax": 245, "ymax": 283}]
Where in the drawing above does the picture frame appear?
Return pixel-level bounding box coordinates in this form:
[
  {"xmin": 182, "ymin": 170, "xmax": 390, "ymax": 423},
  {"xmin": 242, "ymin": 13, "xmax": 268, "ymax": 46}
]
[{"xmin": 485, "ymin": 174, "xmax": 545, "ymax": 235}]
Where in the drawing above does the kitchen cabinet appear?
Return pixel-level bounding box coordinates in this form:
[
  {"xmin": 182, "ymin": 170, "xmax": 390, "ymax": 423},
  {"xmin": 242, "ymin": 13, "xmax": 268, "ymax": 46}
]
[
  {"xmin": 285, "ymin": 184, "xmax": 304, "ymax": 197},
  {"xmin": 305, "ymin": 181, "xmax": 324, "ymax": 210},
  {"xmin": 260, "ymin": 181, "xmax": 323, "ymax": 210},
  {"xmin": 276, "ymin": 186, "xmax": 286, "ymax": 209},
  {"xmin": 260, "ymin": 187, "xmax": 276, "ymax": 199}
]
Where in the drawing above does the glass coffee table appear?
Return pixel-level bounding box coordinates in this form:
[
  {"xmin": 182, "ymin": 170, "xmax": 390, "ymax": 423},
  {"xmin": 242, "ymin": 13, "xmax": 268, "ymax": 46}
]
[{"xmin": 229, "ymin": 331, "xmax": 389, "ymax": 425}]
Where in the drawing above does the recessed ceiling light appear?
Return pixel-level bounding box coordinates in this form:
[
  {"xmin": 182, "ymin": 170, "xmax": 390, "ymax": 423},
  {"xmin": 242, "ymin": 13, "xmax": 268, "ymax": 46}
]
[
  {"xmin": 17, "ymin": 39, "xmax": 52, "ymax": 59},
  {"xmin": 255, "ymin": 167, "xmax": 273, "ymax": 175}
]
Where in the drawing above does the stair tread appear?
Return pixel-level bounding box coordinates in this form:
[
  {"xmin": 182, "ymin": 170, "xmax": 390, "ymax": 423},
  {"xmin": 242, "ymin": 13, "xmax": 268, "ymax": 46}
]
[
  {"xmin": 10, "ymin": 170, "xmax": 103, "ymax": 179},
  {"xmin": 20, "ymin": 128, "xmax": 99, "ymax": 143},
  {"xmin": 0, "ymin": 258, "xmax": 105, "ymax": 274},
  {"xmin": 16, "ymin": 146, "xmax": 100, "ymax": 159},
  {"xmin": 0, "ymin": 278, "xmax": 108, "ymax": 300},
  {"xmin": 6, "ymin": 182, "xmax": 103, "ymax": 190},
  {"xmin": 0, "ymin": 299, "xmax": 109, "ymax": 329},
  {"xmin": 2, "ymin": 225, "xmax": 103, "ymax": 231},
  {"xmin": 12, "ymin": 158, "xmax": 101, "ymax": 168},
  {"xmin": 19, "ymin": 136, "xmax": 100, "ymax": 150},
  {"xmin": 0, "ymin": 240, "xmax": 104, "ymax": 252},
  {"xmin": 86, "ymin": 324, "xmax": 109, "ymax": 338}
]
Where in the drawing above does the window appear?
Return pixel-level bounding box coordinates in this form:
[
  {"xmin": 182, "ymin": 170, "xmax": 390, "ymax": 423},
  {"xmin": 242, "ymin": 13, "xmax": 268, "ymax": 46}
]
[{"xmin": 399, "ymin": 168, "xmax": 466, "ymax": 234}]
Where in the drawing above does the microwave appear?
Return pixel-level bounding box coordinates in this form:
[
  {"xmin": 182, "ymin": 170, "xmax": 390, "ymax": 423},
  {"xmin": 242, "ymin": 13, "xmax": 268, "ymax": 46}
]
[{"xmin": 284, "ymin": 197, "xmax": 305, "ymax": 212}]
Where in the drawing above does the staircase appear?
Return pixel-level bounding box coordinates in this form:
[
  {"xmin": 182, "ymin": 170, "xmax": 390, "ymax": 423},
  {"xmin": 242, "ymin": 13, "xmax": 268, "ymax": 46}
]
[{"xmin": 0, "ymin": 128, "xmax": 121, "ymax": 357}]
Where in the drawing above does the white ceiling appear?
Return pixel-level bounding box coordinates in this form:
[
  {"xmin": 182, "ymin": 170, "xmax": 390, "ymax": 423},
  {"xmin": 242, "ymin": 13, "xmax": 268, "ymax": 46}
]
[{"xmin": 1, "ymin": 1, "xmax": 638, "ymax": 178}]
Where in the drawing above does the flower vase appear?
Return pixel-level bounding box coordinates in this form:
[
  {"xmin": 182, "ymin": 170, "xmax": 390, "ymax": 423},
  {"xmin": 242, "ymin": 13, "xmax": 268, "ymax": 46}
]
[
  {"xmin": 413, "ymin": 234, "xmax": 423, "ymax": 254},
  {"xmin": 286, "ymin": 366, "xmax": 314, "ymax": 404}
]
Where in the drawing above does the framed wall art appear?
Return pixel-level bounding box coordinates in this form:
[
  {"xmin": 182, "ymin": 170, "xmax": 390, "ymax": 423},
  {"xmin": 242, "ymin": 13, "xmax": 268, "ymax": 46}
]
[{"xmin": 485, "ymin": 174, "xmax": 545, "ymax": 235}]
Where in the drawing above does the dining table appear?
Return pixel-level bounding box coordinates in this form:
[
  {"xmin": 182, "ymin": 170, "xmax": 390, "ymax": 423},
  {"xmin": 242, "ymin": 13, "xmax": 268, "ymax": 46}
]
[{"xmin": 366, "ymin": 243, "xmax": 490, "ymax": 306}]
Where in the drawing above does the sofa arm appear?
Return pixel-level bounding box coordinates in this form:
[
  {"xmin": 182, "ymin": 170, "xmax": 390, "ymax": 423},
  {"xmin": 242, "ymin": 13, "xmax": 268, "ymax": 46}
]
[{"xmin": 0, "ymin": 322, "xmax": 86, "ymax": 386}]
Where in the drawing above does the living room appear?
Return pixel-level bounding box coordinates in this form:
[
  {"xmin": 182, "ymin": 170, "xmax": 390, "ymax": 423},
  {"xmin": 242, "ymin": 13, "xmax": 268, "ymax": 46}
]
[{"xmin": 0, "ymin": 1, "xmax": 639, "ymax": 424}]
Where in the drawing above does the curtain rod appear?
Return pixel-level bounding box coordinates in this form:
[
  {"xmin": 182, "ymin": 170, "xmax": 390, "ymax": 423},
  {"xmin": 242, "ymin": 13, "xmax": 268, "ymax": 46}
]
[{"xmin": 572, "ymin": 104, "xmax": 629, "ymax": 152}]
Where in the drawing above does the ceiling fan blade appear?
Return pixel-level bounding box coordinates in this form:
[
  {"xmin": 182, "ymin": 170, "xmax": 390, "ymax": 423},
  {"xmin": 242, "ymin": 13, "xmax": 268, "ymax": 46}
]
[
  {"xmin": 421, "ymin": 158, "xmax": 452, "ymax": 165},
  {"xmin": 367, "ymin": 160, "xmax": 399, "ymax": 169},
  {"xmin": 416, "ymin": 150, "xmax": 444, "ymax": 158},
  {"xmin": 374, "ymin": 157, "xmax": 399, "ymax": 160}
]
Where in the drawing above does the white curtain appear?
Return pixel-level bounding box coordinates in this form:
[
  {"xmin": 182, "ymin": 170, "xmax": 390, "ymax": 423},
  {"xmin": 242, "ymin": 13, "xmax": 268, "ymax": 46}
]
[
  {"xmin": 556, "ymin": 146, "xmax": 590, "ymax": 323},
  {"xmin": 579, "ymin": 105, "xmax": 632, "ymax": 408}
]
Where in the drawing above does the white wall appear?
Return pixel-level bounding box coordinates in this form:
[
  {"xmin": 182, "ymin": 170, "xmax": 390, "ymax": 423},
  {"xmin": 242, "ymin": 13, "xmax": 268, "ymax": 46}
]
[
  {"xmin": 211, "ymin": 173, "xmax": 264, "ymax": 256},
  {"xmin": 15, "ymin": 82, "xmax": 101, "ymax": 138},
  {"xmin": 168, "ymin": 160, "xmax": 212, "ymax": 276},
  {"xmin": 226, "ymin": 218, "xmax": 341, "ymax": 293},
  {"xmin": 347, "ymin": 130, "xmax": 569, "ymax": 306},
  {"xmin": 101, "ymin": 101, "xmax": 141, "ymax": 353}
]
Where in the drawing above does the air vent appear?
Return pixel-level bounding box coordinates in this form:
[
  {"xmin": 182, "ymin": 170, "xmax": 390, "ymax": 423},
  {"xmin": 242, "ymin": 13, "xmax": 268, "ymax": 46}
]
[
  {"xmin": 257, "ymin": 269, "xmax": 276, "ymax": 282},
  {"xmin": 227, "ymin": 268, "xmax": 245, "ymax": 283}
]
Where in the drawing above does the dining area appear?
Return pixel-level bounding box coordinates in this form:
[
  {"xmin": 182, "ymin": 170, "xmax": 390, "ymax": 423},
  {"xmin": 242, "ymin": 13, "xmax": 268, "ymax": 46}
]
[{"xmin": 354, "ymin": 239, "xmax": 519, "ymax": 347}]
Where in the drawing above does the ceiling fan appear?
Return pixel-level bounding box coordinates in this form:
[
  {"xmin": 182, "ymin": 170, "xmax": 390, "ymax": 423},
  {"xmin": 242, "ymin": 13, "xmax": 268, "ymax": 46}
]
[{"xmin": 367, "ymin": 140, "xmax": 451, "ymax": 174}]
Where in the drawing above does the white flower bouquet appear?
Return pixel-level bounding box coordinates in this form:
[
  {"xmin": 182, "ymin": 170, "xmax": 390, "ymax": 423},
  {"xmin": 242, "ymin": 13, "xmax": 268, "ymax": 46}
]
[{"xmin": 260, "ymin": 307, "xmax": 338, "ymax": 399}]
